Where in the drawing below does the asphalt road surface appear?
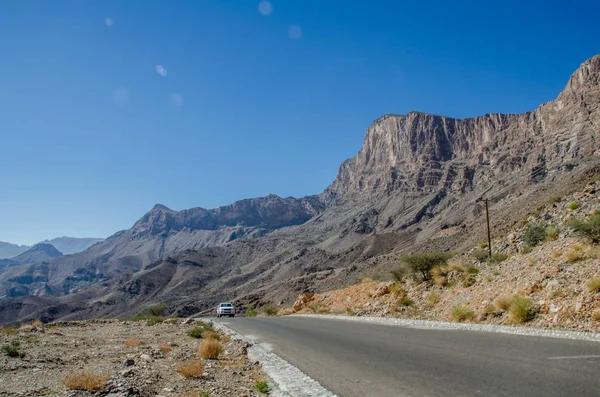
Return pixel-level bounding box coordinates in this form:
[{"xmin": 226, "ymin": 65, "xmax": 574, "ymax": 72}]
[{"xmin": 216, "ymin": 316, "xmax": 600, "ymax": 397}]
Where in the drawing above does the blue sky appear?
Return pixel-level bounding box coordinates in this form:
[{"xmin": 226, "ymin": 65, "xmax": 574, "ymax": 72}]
[{"xmin": 0, "ymin": 0, "xmax": 599, "ymax": 245}]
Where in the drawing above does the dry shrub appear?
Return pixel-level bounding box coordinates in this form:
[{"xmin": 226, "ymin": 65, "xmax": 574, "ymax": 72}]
[
  {"xmin": 592, "ymin": 309, "xmax": 600, "ymax": 322},
  {"xmin": 427, "ymin": 293, "xmax": 440, "ymax": 305},
  {"xmin": 508, "ymin": 296, "xmax": 536, "ymax": 324},
  {"xmin": 388, "ymin": 282, "xmax": 404, "ymax": 295},
  {"xmin": 201, "ymin": 331, "xmax": 220, "ymax": 340},
  {"xmin": 220, "ymin": 334, "xmax": 231, "ymax": 343},
  {"xmin": 551, "ymin": 250, "xmax": 560, "ymax": 259},
  {"xmin": 124, "ymin": 339, "xmax": 140, "ymax": 347},
  {"xmin": 159, "ymin": 343, "xmax": 172, "ymax": 353},
  {"xmin": 198, "ymin": 339, "xmax": 223, "ymax": 359},
  {"xmin": 565, "ymin": 244, "xmax": 585, "ymax": 263},
  {"xmin": 63, "ymin": 371, "xmax": 109, "ymax": 392},
  {"xmin": 545, "ymin": 226, "xmax": 559, "ymax": 241},
  {"xmin": 587, "ymin": 277, "xmax": 600, "ymax": 293},
  {"xmin": 31, "ymin": 319, "xmax": 43, "ymax": 327},
  {"xmin": 450, "ymin": 304, "xmax": 475, "ymax": 322},
  {"xmin": 586, "ymin": 247, "xmax": 600, "ymax": 260},
  {"xmin": 434, "ymin": 275, "xmax": 447, "ymax": 287},
  {"xmin": 494, "ymin": 295, "xmax": 513, "ymax": 311},
  {"xmin": 177, "ymin": 360, "xmax": 205, "ymax": 378}
]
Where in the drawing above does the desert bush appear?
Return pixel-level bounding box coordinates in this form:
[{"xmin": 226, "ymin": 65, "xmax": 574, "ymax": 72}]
[
  {"xmin": 494, "ymin": 295, "xmax": 513, "ymax": 311},
  {"xmin": 593, "ymin": 309, "xmax": 600, "ymax": 322},
  {"xmin": 427, "ymin": 293, "xmax": 440, "ymax": 305},
  {"xmin": 394, "ymin": 252, "xmax": 454, "ymax": 282},
  {"xmin": 480, "ymin": 242, "xmax": 488, "ymax": 249},
  {"xmin": 565, "ymin": 244, "xmax": 585, "ymax": 263},
  {"xmin": 146, "ymin": 304, "xmax": 167, "ymax": 317},
  {"xmin": 262, "ymin": 304, "xmax": 278, "ymax": 316},
  {"xmin": 177, "ymin": 360, "xmax": 205, "ymax": 378},
  {"xmin": 198, "ymin": 339, "xmax": 223, "ymax": 359},
  {"xmin": 568, "ymin": 213, "xmax": 600, "ymax": 244},
  {"xmin": 508, "ymin": 296, "xmax": 536, "ymax": 324},
  {"xmin": 520, "ymin": 246, "xmax": 533, "ymax": 254},
  {"xmin": 159, "ymin": 343, "xmax": 172, "ymax": 353},
  {"xmin": 396, "ymin": 295, "xmax": 414, "ymax": 307},
  {"xmin": 523, "ymin": 224, "xmax": 547, "ymax": 247},
  {"xmin": 63, "ymin": 371, "xmax": 108, "ymax": 392},
  {"xmin": 587, "ymin": 277, "xmax": 600, "ymax": 293},
  {"xmin": 462, "ymin": 274, "xmax": 477, "ymax": 288},
  {"xmin": 201, "ymin": 331, "xmax": 220, "ymax": 340},
  {"xmin": 187, "ymin": 321, "xmax": 215, "ymax": 339},
  {"xmin": 569, "ymin": 201, "xmax": 580, "ymax": 210},
  {"xmin": 471, "ymin": 249, "xmax": 490, "ymax": 262},
  {"xmin": 2, "ymin": 344, "xmax": 25, "ymax": 358},
  {"xmin": 124, "ymin": 339, "xmax": 140, "ymax": 347},
  {"xmin": 545, "ymin": 226, "xmax": 559, "ymax": 241},
  {"xmin": 129, "ymin": 313, "xmax": 167, "ymax": 326},
  {"xmin": 488, "ymin": 252, "xmax": 509, "ymax": 264},
  {"xmin": 466, "ymin": 267, "xmax": 479, "ymax": 275},
  {"xmin": 31, "ymin": 319, "xmax": 43, "ymax": 327},
  {"xmin": 256, "ymin": 380, "xmax": 270, "ymax": 393},
  {"xmin": 245, "ymin": 305, "xmax": 258, "ymax": 317},
  {"xmin": 450, "ymin": 304, "xmax": 475, "ymax": 322},
  {"xmin": 551, "ymin": 249, "xmax": 560, "ymax": 259}
]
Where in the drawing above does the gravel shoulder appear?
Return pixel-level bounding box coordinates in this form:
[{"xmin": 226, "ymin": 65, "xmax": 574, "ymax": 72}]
[{"xmin": 0, "ymin": 319, "xmax": 269, "ymax": 397}]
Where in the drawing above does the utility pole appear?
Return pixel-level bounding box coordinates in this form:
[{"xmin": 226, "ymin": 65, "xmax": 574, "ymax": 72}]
[{"xmin": 485, "ymin": 199, "xmax": 492, "ymax": 259}]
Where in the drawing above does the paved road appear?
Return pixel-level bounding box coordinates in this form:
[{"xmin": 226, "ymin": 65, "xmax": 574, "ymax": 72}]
[{"xmin": 216, "ymin": 316, "xmax": 600, "ymax": 397}]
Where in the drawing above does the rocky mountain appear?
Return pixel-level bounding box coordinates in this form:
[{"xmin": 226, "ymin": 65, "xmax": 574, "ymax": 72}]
[
  {"xmin": 0, "ymin": 237, "xmax": 104, "ymax": 259},
  {"xmin": 0, "ymin": 54, "xmax": 599, "ymax": 325},
  {"xmin": 11, "ymin": 243, "xmax": 63, "ymax": 265},
  {"xmin": 0, "ymin": 242, "xmax": 28, "ymax": 259},
  {"xmin": 40, "ymin": 237, "xmax": 104, "ymax": 255}
]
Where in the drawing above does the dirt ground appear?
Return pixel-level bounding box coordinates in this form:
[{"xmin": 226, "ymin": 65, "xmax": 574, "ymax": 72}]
[{"xmin": 0, "ymin": 319, "xmax": 268, "ymax": 397}]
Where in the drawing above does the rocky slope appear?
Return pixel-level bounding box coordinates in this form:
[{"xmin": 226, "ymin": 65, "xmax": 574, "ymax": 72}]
[
  {"xmin": 9, "ymin": 244, "xmax": 63, "ymax": 266},
  {"xmin": 0, "ymin": 242, "xmax": 28, "ymax": 260},
  {"xmin": 0, "ymin": 54, "xmax": 599, "ymax": 325},
  {"xmin": 0, "ymin": 238, "xmax": 104, "ymax": 259}
]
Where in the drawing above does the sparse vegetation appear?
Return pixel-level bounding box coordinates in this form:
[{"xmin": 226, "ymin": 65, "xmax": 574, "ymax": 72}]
[
  {"xmin": 31, "ymin": 319, "xmax": 43, "ymax": 327},
  {"xmin": 565, "ymin": 244, "xmax": 585, "ymax": 263},
  {"xmin": 388, "ymin": 282, "xmax": 404, "ymax": 294},
  {"xmin": 569, "ymin": 201, "xmax": 580, "ymax": 210},
  {"xmin": 450, "ymin": 304, "xmax": 475, "ymax": 322},
  {"xmin": 198, "ymin": 339, "xmax": 223, "ymax": 359},
  {"xmin": 520, "ymin": 246, "xmax": 533, "ymax": 254},
  {"xmin": 396, "ymin": 295, "xmax": 414, "ymax": 307},
  {"xmin": 201, "ymin": 331, "xmax": 220, "ymax": 340},
  {"xmin": 393, "ymin": 252, "xmax": 454, "ymax": 282},
  {"xmin": 255, "ymin": 380, "xmax": 270, "ymax": 393},
  {"xmin": 551, "ymin": 249, "xmax": 560, "ymax": 259},
  {"xmin": 177, "ymin": 360, "xmax": 205, "ymax": 378},
  {"xmin": 508, "ymin": 296, "xmax": 536, "ymax": 324},
  {"xmin": 494, "ymin": 295, "xmax": 513, "ymax": 311},
  {"xmin": 472, "ymin": 248, "xmax": 490, "ymax": 262},
  {"xmin": 523, "ymin": 223, "xmax": 547, "ymax": 247},
  {"xmin": 427, "ymin": 293, "xmax": 440, "ymax": 305},
  {"xmin": 545, "ymin": 226, "xmax": 559, "ymax": 241},
  {"xmin": 262, "ymin": 304, "xmax": 278, "ymax": 316},
  {"xmin": 63, "ymin": 371, "xmax": 108, "ymax": 392},
  {"xmin": 587, "ymin": 277, "xmax": 600, "ymax": 293},
  {"xmin": 2, "ymin": 343, "xmax": 25, "ymax": 358},
  {"xmin": 568, "ymin": 212, "xmax": 600, "ymax": 244},
  {"xmin": 489, "ymin": 252, "xmax": 509, "ymax": 264},
  {"xmin": 461, "ymin": 274, "xmax": 477, "ymax": 287},
  {"xmin": 245, "ymin": 305, "xmax": 258, "ymax": 317},
  {"xmin": 124, "ymin": 339, "xmax": 140, "ymax": 347},
  {"xmin": 480, "ymin": 243, "xmax": 488, "ymax": 249},
  {"xmin": 187, "ymin": 321, "xmax": 215, "ymax": 339}
]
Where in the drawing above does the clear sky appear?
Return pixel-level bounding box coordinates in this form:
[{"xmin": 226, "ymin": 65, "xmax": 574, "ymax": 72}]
[{"xmin": 1, "ymin": 0, "xmax": 599, "ymax": 245}]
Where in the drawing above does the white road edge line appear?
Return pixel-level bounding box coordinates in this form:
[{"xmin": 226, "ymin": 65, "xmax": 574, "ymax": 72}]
[
  {"xmin": 548, "ymin": 355, "xmax": 600, "ymax": 360},
  {"xmin": 294, "ymin": 314, "xmax": 600, "ymax": 343},
  {"xmin": 208, "ymin": 319, "xmax": 338, "ymax": 397}
]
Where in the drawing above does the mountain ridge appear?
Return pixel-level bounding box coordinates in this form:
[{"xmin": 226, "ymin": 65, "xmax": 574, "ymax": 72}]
[{"xmin": 0, "ymin": 53, "xmax": 599, "ymax": 324}]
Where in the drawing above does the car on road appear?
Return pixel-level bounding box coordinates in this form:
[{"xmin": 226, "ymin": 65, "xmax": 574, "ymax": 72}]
[{"xmin": 216, "ymin": 302, "xmax": 235, "ymax": 317}]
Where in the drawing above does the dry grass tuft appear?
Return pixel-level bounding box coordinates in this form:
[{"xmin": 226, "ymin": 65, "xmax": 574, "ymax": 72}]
[
  {"xmin": 388, "ymin": 282, "xmax": 404, "ymax": 295},
  {"xmin": 592, "ymin": 309, "xmax": 600, "ymax": 322},
  {"xmin": 551, "ymin": 249, "xmax": 561, "ymax": 259},
  {"xmin": 63, "ymin": 371, "xmax": 109, "ymax": 392},
  {"xmin": 198, "ymin": 339, "xmax": 223, "ymax": 359},
  {"xmin": 587, "ymin": 277, "xmax": 600, "ymax": 293},
  {"xmin": 427, "ymin": 293, "xmax": 440, "ymax": 305},
  {"xmin": 494, "ymin": 295, "xmax": 513, "ymax": 311},
  {"xmin": 31, "ymin": 319, "xmax": 43, "ymax": 327},
  {"xmin": 124, "ymin": 339, "xmax": 140, "ymax": 347},
  {"xmin": 565, "ymin": 244, "xmax": 585, "ymax": 263},
  {"xmin": 508, "ymin": 296, "xmax": 536, "ymax": 324},
  {"xmin": 159, "ymin": 343, "xmax": 172, "ymax": 353},
  {"xmin": 450, "ymin": 304, "xmax": 475, "ymax": 322},
  {"xmin": 201, "ymin": 331, "xmax": 220, "ymax": 340},
  {"xmin": 177, "ymin": 360, "xmax": 205, "ymax": 378}
]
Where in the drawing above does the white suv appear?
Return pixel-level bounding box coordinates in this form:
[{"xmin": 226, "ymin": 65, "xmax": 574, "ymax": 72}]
[{"xmin": 216, "ymin": 302, "xmax": 235, "ymax": 318}]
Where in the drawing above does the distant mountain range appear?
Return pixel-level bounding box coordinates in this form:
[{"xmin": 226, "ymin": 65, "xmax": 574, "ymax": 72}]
[{"xmin": 0, "ymin": 237, "xmax": 104, "ymax": 259}]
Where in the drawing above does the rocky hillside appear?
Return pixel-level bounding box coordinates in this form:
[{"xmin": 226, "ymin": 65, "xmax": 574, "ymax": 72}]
[
  {"xmin": 9, "ymin": 244, "xmax": 63, "ymax": 265},
  {"xmin": 292, "ymin": 178, "xmax": 600, "ymax": 332},
  {"xmin": 0, "ymin": 238, "xmax": 103, "ymax": 259},
  {"xmin": 0, "ymin": 54, "xmax": 599, "ymax": 325},
  {"xmin": 0, "ymin": 242, "xmax": 28, "ymax": 259}
]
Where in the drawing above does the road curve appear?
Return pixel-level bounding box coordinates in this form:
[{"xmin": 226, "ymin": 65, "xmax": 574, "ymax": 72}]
[{"xmin": 216, "ymin": 316, "xmax": 600, "ymax": 397}]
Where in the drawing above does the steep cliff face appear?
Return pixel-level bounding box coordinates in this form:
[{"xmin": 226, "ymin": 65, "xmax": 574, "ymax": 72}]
[
  {"xmin": 327, "ymin": 55, "xmax": 600, "ymax": 201},
  {"xmin": 1, "ymin": 54, "xmax": 599, "ymax": 324}
]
